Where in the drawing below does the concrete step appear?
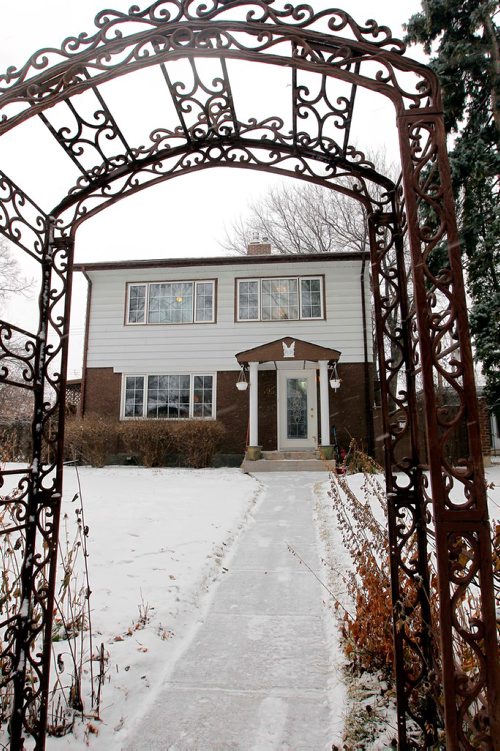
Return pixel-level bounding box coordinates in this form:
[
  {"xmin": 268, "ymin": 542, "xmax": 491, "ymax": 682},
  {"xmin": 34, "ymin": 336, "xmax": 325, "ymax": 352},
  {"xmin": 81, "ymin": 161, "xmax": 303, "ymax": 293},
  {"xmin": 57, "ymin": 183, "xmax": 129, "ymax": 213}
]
[
  {"xmin": 241, "ymin": 458, "xmax": 335, "ymax": 473},
  {"xmin": 261, "ymin": 450, "xmax": 319, "ymax": 461}
]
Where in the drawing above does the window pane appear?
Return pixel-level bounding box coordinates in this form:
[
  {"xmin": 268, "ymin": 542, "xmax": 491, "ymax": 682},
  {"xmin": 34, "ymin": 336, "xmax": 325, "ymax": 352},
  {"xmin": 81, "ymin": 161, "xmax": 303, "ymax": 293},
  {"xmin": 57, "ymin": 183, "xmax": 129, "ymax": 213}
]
[
  {"xmin": 146, "ymin": 375, "xmax": 167, "ymax": 418},
  {"xmin": 193, "ymin": 375, "xmax": 213, "ymax": 417},
  {"xmin": 148, "ymin": 282, "xmax": 193, "ymax": 324},
  {"xmin": 238, "ymin": 280, "xmax": 259, "ymax": 320},
  {"xmin": 124, "ymin": 376, "xmax": 144, "ymax": 417},
  {"xmin": 128, "ymin": 285, "xmax": 146, "ymax": 324},
  {"xmin": 147, "ymin": 374, "xmax": 190, "ymax": 418},
  {"xmin": 287, "ymin": 377, "xmax": 307, "ymax": 438},
  {"xmin": 300, "ymin": 278, "xmax": 322, "ymax": 318},
  {"xmin": 195, "ymin": 282, "xmax": 214, "ymax": 322},
  {"xmin": 262, "ymin": 279, "xmax": 298, "ymax": 320}
]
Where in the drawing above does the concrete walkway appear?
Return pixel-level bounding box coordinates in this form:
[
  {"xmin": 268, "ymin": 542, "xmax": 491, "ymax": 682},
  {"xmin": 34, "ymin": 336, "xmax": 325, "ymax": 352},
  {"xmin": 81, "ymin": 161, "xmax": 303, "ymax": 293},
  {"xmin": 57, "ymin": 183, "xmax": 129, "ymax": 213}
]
[{"xmin": 123, "ymin": 473, "xmax": 339, "ymax": 751}]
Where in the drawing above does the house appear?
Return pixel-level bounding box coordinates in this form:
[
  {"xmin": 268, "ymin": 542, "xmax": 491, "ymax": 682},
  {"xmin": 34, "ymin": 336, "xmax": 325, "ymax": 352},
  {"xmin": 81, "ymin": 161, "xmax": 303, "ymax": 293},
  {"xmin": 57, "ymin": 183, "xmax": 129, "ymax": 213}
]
[{"xmin": 75, "ymin": 242, "xmax": 375, "ymax": 461}]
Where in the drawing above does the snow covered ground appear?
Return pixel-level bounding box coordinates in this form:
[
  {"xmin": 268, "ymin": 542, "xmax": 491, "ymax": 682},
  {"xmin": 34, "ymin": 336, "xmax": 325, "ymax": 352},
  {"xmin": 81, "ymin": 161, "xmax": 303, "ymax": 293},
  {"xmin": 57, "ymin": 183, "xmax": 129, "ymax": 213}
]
[
  {"xmin": 54, "ymin": 466, "xmax": 264, "ymax": 749},
  {"xmin": 0, "ymin": 463, "xmax": 498, "ymax": 749}
]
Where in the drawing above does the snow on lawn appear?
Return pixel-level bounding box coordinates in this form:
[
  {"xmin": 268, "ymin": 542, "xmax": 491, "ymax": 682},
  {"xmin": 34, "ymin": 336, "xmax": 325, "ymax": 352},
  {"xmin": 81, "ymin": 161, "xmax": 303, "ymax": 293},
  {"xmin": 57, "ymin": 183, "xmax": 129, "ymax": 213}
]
[
  {"xmin": 57, "ymin": 463, "xmax": 500, "ymax": 750},
  {"xmin": 1, "ymin": 465, "xmax": 261, "ymax": 749},
  {"xmin": 1, "ymin": 463, "xmax": 498, "ymax": 749}
]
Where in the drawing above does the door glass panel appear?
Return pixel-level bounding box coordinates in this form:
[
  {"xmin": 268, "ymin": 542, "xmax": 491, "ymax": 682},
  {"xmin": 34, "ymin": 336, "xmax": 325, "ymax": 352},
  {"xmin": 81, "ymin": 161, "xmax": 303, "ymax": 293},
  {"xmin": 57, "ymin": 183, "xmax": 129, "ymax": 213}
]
[{"xmin": 286, "ymin": 377, "xmax": 308, "ymax": 439}]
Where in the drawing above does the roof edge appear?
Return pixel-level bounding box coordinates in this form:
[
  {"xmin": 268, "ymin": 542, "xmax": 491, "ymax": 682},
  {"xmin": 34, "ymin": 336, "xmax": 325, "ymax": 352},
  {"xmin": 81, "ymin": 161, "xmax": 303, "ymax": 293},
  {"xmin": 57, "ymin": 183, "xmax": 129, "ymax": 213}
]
[
  {"xmin": 236, "ymin": 336, "xmax": 341, "ymax": 364},
  {"xmin": 74, "ymin": 251, "xmax": 368, "ymax": 273}
]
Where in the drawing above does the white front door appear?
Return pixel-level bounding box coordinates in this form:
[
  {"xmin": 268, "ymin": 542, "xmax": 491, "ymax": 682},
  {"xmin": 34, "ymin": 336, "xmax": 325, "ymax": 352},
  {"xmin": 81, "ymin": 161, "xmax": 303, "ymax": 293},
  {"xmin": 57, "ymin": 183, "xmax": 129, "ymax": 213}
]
[{"xmin": 278, "ymin": 370, "xmax": 317, "ymax": 450}]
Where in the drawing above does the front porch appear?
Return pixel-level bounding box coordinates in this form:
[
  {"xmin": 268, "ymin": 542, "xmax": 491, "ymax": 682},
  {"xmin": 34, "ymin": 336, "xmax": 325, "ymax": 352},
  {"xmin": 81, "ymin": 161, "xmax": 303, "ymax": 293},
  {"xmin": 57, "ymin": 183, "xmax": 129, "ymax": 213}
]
[{"xmin": 235, "ymin": 337, "xmax": 342, "ymax": 470}]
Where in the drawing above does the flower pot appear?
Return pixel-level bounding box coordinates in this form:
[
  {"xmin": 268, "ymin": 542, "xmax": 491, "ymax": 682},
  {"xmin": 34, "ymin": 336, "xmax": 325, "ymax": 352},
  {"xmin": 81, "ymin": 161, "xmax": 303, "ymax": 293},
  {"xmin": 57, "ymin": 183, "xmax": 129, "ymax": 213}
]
[{"xmin": 319, "ymin": 445, "xmax": 335, "ymax": 461}]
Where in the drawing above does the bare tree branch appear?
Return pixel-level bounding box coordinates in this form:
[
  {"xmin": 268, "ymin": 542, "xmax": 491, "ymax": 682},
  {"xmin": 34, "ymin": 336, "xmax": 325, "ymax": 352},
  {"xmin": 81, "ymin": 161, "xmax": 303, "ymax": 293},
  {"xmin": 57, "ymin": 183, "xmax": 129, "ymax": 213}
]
[
  {"xmin": 219, "ymin": 150, "xmax": 398, "ymax": 256},
  {"xmin": 0, "ymin": 240, "xmax": 33, "ymax": 309}
]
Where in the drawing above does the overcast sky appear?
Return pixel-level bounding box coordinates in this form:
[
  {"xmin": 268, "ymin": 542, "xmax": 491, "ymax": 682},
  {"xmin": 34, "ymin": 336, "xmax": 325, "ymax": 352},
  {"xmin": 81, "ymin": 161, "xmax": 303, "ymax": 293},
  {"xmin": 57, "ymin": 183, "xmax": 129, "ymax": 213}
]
[{"xmin": 0, "ymin": 0, "xmax": 425, "ymax": 374}]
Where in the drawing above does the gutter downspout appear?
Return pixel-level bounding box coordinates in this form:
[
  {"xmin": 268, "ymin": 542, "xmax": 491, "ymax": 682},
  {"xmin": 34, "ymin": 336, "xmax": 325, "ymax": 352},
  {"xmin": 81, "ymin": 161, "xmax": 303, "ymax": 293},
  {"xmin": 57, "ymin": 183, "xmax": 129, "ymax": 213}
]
[
  {"xmin": 360, "ymin": 252, "xmax": 374, "ymax": 456},
  {"xmin": 79, "ymin": 269, "xmax": 92, "ymax": 417}
]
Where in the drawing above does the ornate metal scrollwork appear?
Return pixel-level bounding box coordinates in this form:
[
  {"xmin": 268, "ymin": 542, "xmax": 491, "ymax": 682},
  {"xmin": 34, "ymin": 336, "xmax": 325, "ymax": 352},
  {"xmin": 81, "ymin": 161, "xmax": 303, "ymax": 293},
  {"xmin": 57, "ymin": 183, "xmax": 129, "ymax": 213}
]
[
  {"xmin": 0, "ymin": 170, "xmax": 47, "ymax": 258},
  {"xmin": 0, "ymin": 1, "xmax": 434, "ymax": 136},
  {"xmin": 0, "ymin": 2, "xmax": 497, "ymax": 749},
  {"xmin": 0, "ymin": 219, "xmax": 74, "ymax": 748},
  {"xmin": 370, "ymin": 204, "xmax": 440, "ymax": 748},
  {"xmin": 54, "ymin": 139, "xmax": 388, "ymax": 236},
  {"xmin": 37, "ymin": 79, "xmax": 135, "ymax": 180},
  {"xmin": 399, "ymin": 108, "xmax": 499, "ymax": 748},
  {"xmin": 0, "ymin": 321, "xmax": 37, "ymax": 388}
]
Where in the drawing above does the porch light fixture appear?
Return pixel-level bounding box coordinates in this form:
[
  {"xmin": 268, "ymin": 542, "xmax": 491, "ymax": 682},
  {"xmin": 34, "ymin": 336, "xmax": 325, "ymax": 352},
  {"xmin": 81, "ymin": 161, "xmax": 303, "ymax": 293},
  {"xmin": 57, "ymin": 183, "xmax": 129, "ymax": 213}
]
[
  {"xmin": 236, "ymin": 365, "xmax": 249, "ymax": 391},
  {"xmin": 329, "ymin": 362, "xmax": 341, "ymax": 391}
]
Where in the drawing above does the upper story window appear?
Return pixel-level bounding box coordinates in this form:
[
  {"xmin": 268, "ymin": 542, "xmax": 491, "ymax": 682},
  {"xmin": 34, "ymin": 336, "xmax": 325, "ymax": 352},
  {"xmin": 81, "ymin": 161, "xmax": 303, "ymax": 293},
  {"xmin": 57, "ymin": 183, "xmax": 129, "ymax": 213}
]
[
  {"xmin": 236, "ymin": 276, "xmax": 324, "ymax": 321},
  {"xmin": 126, "ymin": 280, "xmax": 215, "ymax": 325}
]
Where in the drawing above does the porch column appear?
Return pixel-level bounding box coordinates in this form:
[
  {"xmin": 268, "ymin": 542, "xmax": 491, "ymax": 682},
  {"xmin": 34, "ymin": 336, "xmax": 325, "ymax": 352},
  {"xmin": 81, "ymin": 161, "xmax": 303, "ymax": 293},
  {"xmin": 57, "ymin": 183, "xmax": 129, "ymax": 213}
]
[
  {"xmin": 249, "ymin": 361, "xmax": 259, "ymax": 446},
  {"xmin": 319, "ymin": 360, "xmax": 330, "ymax": 446}
]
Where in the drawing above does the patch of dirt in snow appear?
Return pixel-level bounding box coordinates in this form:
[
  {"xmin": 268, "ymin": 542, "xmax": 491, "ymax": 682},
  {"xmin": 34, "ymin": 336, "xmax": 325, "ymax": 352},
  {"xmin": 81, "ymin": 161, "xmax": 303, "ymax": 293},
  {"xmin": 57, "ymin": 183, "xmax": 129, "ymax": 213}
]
[{"xmin": 340, "ymin": 672, "xmax": 399, "ymax": 750}]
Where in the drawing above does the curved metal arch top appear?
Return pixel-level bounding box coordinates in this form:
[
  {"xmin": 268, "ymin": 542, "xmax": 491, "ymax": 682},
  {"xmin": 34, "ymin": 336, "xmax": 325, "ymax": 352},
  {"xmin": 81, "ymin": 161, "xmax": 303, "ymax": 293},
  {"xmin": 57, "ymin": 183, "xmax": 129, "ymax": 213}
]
[
  {"xmin": 0, "ymin": 0, "xmax": 439, "ymax": 247},
  {"xmin": 0, "ymin": 0, "xmax": 437, "ymax": 127}
]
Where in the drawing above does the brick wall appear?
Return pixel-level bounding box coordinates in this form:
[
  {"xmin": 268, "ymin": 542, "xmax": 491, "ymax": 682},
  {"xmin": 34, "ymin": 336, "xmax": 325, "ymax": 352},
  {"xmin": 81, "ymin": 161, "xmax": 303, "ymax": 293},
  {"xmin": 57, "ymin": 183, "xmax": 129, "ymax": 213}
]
[
  {"xmin": 83, "ymin": 368, "xmax": 122, "ymax": 419},
  {"xmin": 246, "ymin": 242, "xmax": 271, "ymax": 256},
  {"xmin": 328, "ymin": 362, "xmax": 374, "ymax": 453},
  {"xmin": 215, "ymin": 371, "xmax": 248, "ymax": 453},
  {"xmin": 216, "ymin": 370, "xmax": 277, "ymax": 452},
  {"xmin": 259, "ymin": 371, "xmax": 278, "ymax": 450},
  {"xmin": 83, "ymin": 364, "xmax": 372, "ymax": 455},
  {"xmin": 478, "ymin": 396, "xmax": 492, "ymax": 455}
]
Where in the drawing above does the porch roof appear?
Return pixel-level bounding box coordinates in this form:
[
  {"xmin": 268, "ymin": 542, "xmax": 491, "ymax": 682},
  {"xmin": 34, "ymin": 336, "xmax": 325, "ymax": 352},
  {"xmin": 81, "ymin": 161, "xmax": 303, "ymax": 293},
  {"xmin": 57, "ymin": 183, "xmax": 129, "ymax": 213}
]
[{"xmin": 235, "ymin": 337, "xmax": 341, "ymax": 366}]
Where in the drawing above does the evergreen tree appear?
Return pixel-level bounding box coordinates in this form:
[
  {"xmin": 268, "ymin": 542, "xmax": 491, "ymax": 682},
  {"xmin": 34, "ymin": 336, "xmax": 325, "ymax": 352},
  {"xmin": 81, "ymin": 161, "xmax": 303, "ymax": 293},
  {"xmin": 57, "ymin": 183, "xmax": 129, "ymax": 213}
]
[{"xmin": 405, "ymin": 1, "xmax": 499, "ymax": 410}]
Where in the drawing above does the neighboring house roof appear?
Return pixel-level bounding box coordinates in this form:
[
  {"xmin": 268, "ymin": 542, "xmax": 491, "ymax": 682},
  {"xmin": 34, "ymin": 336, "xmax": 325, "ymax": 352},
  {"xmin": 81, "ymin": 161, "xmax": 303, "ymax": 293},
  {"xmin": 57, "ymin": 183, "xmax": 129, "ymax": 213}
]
[
  {"xmin": 236, "ymin": 336, "xmax": 341, "ymax": 364},
  {"xmin": 73, "ymin": 251, "xmax": 367, "ymax": 273}
]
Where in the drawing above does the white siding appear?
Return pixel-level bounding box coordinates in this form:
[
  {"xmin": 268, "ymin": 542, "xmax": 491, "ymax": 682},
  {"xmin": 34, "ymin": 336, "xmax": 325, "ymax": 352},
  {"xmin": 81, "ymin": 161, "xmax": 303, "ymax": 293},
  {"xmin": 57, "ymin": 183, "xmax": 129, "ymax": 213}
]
[{"xmin": 84, "ymin": 257, "xmax": 372, "ymax": 374}]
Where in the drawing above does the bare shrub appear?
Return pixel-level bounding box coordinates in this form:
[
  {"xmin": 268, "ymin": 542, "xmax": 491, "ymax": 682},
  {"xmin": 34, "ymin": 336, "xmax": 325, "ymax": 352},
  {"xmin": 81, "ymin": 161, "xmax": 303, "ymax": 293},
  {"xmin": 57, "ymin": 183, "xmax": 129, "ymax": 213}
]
[
  {"xmin": 0, "ymin": 469, "xmax": 102, "ymax": 737},
  {"xmin": 0, "ymin": 488, "xmax": 31, "ymax": 728},
  {"xmin": 329, "ymin": 465, "xmax": 395, "ymax": 675},
  {"xmin": 118, "ymin": 420, "xmax": 176, "ymax": 467},
  {"xmin": 0, "ymin": 421, "xmax": 31, "ymax": 462},
  {"xmin": 344, "ymin": 443, "xmax": 382, "ymax": 475},
  {"xmin": 64, "ymin": 416, "xmax": 118, "ymax": 467},
  {"xmin": 172, "ymin": 420, "xmax": 226, "ymax": 468},
  {"xmin": 328, "ymin": 452, "xmax": 499, "ymax": 746}
]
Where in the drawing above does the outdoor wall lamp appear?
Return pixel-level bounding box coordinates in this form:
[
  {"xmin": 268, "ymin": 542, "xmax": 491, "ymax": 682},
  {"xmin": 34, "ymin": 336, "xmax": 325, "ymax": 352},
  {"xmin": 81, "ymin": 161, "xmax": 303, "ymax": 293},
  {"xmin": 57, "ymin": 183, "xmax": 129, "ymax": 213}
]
[
  {"xmin": 329, "ymin": 362, "xmax": 341, "ymax": 391},
  {"xmin": 236, "ymin": 365, "xmax": 249, "ymax": 391}
]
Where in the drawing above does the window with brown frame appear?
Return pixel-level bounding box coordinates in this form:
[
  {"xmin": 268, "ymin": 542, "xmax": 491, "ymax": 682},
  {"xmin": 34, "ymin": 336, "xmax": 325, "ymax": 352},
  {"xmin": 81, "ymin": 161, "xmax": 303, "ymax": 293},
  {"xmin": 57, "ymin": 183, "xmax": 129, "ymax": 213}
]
[
  {"xmin": 236, "ymin": 276, "xmax": 324, "ymax": 321},
  {"xmin": 126, "ymin": 280, "xmax": 215, "ymax": 325},
  {"xmin": 123, "ymin": 374, "xmax": 215, "ymax": 419}
]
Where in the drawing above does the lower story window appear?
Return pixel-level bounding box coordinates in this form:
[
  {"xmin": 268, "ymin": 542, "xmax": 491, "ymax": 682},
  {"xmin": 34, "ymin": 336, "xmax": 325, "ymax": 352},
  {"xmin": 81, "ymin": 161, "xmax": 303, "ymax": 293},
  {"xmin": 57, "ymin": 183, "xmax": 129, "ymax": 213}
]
[{"xmin": 123, "ymin": 374, "xmax": 215, "ymax": 419}]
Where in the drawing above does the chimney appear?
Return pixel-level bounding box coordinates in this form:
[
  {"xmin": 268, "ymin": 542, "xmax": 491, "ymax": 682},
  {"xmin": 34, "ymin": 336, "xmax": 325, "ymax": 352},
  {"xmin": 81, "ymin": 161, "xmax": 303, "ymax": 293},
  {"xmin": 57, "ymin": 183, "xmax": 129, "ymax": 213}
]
[{"xmin": 247, "ymin": 237, "xmax": 272, "ymax": 256}]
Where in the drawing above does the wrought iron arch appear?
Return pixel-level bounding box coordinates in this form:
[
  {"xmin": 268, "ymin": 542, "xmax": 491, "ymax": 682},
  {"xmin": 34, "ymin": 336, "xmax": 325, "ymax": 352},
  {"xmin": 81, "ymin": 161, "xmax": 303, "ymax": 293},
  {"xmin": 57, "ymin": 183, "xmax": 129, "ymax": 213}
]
[{"xmin": 0, "ymin": 2, "xmax": 498, "ymax": 749}]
